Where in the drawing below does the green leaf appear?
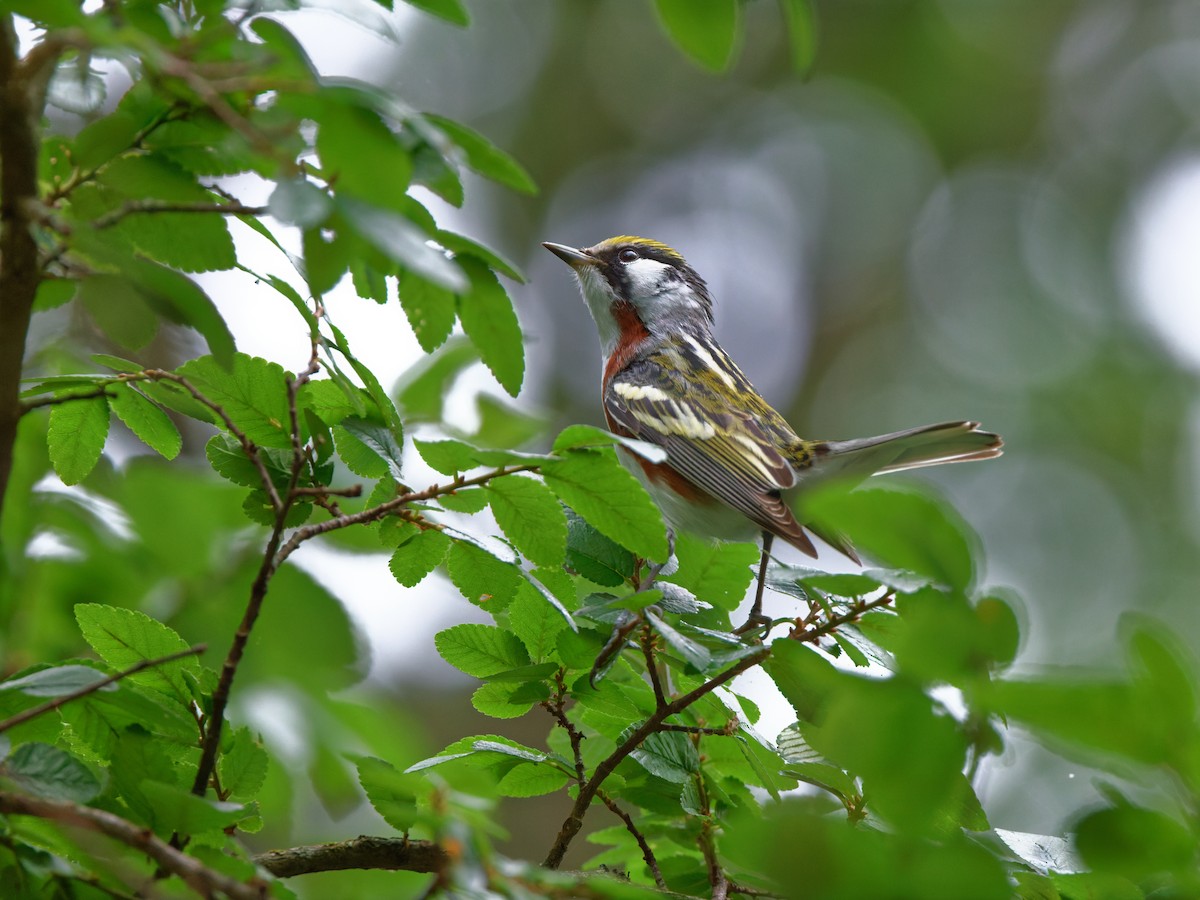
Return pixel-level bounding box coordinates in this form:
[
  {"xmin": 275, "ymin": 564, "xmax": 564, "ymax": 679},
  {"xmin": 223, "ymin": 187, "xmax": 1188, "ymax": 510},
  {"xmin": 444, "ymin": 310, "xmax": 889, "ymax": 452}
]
[
  {"xmin": 177, "ymin": 353, "xmax": 292, "ymax": 449},
  {"xmin": 138, "ymin": 779, "xmax": 244, "ymax": 836},
  {"xmin": 316, "ymin": 102, "xmax": 412, "ymax": 211},
  {"xmin": 340, "ymin": 415, "xmax": 404, "ymax": 481},
  {"xmin": 109, "ymin": 384, "xmax": 182, "ymax": 459},
  {"xmin": 395, "ymin": 336, "xmax": 478, "ymax": 421},
  {"xmin": 470, "ymin": 394, "xmax": 543, "ymax": 449},
  {"xmin": 456, "ymin": 257, "xmax": 524, "ymax": 396},
  {"xmin": 779, "ymin": 0, "xmax": 818, "ymax": 73},
  {"xmin": 205, "ymin": 433, "xmax": 290, "ymax": 488},
  {"xmin": 437, "ymin": 487, "xmax": 490, "ymax": 513},
  {"xmin": 434, "ymin": 623, "xmax": 530, "ymax": 678},
  {"xmin": 485, "ymin": 475, "xmax": 566, "ymax": 567},
  {"xmin": 74, "ymin": 603, "xmax": 196, "ymax": 705},
  {"xmin": 542, "ymin": 449, "xmax": 668, "ymax": 561},
  {"xmin": 398, "ymin": 269, "xmax": 457, "ymax": 352},
  {"xmin": 564, "ymin": 508, "xmax": 635, "ymax": 587},
  {"xmin": 268, "ymin": 178, "xmax": 332, "ymax": 228},
  {"xmin": 471, "ymin": 680, "xmax": 551, "ymax": 719},
  {"xmin": 552, "ymin": 423, "xmax": 668, "ymax": 463},
  {"xmin": 654, "ymin": 0, "xmax": 740, "ymax": 71},
  {"xmin": 1074, "ymin": 805, "xmax": 1194, "ymax": 880},
  {"xmin": 125, "ymin": 259, "xmax": 236, "ymax": 365},
  {"xmin": 445, "ymin": 540, "xmax": 523, "ymax": 609},
  {"xmin": 402, "ymin": 0, "xmax": 469, "ymax": 26},
  {"xmin": 423, "ymin": 113, "xmax": 536, "ymax": 194},
  {"xmin": 388, "ymin": 529, "xmax": 451, "ymax": 587},
  {"xmin": 646, "ymin": 611, "xmax": 711, "ymax": 672},
  {"xmin": 356, "ymin": 756, "xmax": 418, "ymax": 832},
  {"xmin": 0, "ymin": 665, "xmax": 112, "ymax": 697},
  {"xmin": 218, "ymin": 727, "xmax": 269, "ymax": 800},
  {"xmin": 339, "ymin": 197, "xmax": 467, "ymax": 292},
  {"xmin": 495, "ymin": 761, "xmax": 571, "ymax": 797},
  {"xmin": 2, "ymin": 743, "xmax": 101, "ymax": 802},
  {"xmin": 48, "ymin": 396, "xmax": 110, "ymax": 484},
  {"xmin": 628, "ymin": 730, "xmax": 699, "ymax": 783},
  {"xmin": 802, "ymin": 483, "xmax": 977, "ymax": 593},
  {"xmin": 77, "ymin": 273, "xmax": 158, "ymax": 349},
  {"xmin": 670, "ymin": 534, "xmax": 758, "ymax": 611},
  {"xmin": 509, "ymin": 580, "xmax": 570, "ymax": 662},
  {"xmin": 437, "ymin": 230, "xmax": 524, "ymax": 282},
  {"xmin": 33, "ymin": 277, "xmax": 77, "ymax": 311}
]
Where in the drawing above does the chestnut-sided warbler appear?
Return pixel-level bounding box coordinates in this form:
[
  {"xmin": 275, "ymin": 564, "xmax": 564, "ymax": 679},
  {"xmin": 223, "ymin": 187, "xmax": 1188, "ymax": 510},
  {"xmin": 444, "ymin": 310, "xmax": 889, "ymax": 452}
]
[{"xmin": 544, "ymin": 235, "xmax": 1002, "ymax": 623}]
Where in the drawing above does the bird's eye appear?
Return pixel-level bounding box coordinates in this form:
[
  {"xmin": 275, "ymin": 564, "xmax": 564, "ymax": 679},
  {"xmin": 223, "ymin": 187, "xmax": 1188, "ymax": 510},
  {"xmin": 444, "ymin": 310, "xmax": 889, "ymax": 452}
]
[{"xmin": 617, "ymin": 248, "xmax": 639, "ymax": 264}]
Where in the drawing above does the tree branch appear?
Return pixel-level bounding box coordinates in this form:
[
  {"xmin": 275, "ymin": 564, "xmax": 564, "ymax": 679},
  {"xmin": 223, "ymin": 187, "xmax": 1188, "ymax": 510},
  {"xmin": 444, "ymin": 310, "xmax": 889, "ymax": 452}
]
[
  {"xmin": 543, "ymin": 646, "xmax": 770, "ymax": 869},
  {"xmin": 253, "ymin": 835, "xmax": 447, "ymax": 878},
  {"xmin": 0, "ymin": 17, "xmax": 47, "ymax": 518},
  {"xmin": 92, "ymin": 200, "xmax": 268, "ymax": 230},
  {"xmin": 0, "ymin": 791, "xmax": 268, "ymax": 900},
  {"xmin": 0, "ymin": 645, "xmax": 205, "ymax": 734},
  {"xmin": 597, "ymin": 790, "xmax": 665, "ymax": 891}
]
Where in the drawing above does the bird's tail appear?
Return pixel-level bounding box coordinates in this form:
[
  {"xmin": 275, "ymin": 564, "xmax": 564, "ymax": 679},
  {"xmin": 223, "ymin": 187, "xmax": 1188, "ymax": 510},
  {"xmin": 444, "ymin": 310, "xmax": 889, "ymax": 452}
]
[{"xmin": 799, "ymin": 420, "xmax": 1003, "ymax": 484}]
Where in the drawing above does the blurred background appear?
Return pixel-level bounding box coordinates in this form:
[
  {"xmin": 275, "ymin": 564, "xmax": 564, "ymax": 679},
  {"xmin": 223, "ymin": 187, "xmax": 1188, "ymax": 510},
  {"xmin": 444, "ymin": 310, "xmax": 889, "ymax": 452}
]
[{"xmin": 26, "ymin": 0, "xmax": 1200, "ymax": 881}]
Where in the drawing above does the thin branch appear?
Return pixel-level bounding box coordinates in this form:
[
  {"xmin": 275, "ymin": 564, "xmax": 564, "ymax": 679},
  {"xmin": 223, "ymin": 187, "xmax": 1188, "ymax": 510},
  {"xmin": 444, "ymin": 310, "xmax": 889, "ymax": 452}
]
[
  {"xmin": 0, "ymin": 645, "xmax": 205, "ymax": 734},
  {"xmin": 658, "ymin": 723, "xmax": 736, "ymax": 737},
  {"xmin": 291, "ymin": 484, "xmax": 362, "ymax": 498},
  {"xmin": 0, "ymin": 791, "xmax": 268, "ymax": 900},
  {"xmin": 541, "ymin": 669, "xmax": 586, "ymax": 784},
  {"xmin": 20, "ymin": 385, "xmax": 116, "ymax": 413},
  {"xmin": 789, "ymin": 591, "xmax": 895, "ymax": 644},
  {"xmin": 271, "ymin": 463, "xmax": 541, "ymax": 570},
  {"xmin": 641, "ymin": 626, "xmax": 667, "ymax": 710},
  {"xmin": 543, "ymin": 646, "xmax": 770, "ymax": 869},
  {"xmin": 597, "ymin": 790, "xmax": 666, "ymax": 891},
  {"xmin": 727, "ymin": 883, "xmax": 784, "ymax": 899},
  {"xmin": 254, "ymin": 835, "xmax": 448, "ymax": 878},
  {"xmin": 92, "ymin": 200, "xmax": 267, "ymax": 230}
]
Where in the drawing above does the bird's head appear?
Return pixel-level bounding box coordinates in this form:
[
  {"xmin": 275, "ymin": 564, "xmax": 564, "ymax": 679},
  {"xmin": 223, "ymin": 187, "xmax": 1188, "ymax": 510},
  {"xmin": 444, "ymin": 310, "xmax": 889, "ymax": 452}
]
[{"xmin": 544, "ymin": 236, "xmax": 714, "ymax": 355}]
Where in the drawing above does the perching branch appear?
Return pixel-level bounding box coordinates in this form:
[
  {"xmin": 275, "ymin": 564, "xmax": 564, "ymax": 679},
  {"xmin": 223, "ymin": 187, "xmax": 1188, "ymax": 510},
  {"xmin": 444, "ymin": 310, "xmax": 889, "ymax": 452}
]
[
  {"xmin": 598, "ymin": 790, "xmax": 666, "ymax": 890},
  {"xmin": 0, "ymin": 645, "xmax": 205, "ymax": 734},
  {"xmin": 0, "ymin": 791, "xmax": 268, "ymax": 900},
  {"xmin": 253, "ymin": 835, "xmax": 448, "ymax": 878}
]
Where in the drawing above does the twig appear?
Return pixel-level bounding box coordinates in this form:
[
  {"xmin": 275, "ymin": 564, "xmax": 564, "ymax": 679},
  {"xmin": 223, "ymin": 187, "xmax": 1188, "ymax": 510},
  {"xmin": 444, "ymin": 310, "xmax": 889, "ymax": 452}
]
[
  {"xmin": 92, "ymin": 200, "xmax": 267, "ymax": 230},
  {"xmin": 658, "ymin": 723, "xmax": 735, "ymax": 736},
  {"xmin": 597, "ymin": 790, "xmax": 666, "ymax": 890},
  {"xmin": 727, "ymin": 883, "xmax": 783, "ymax": 898},
  {"xmin": 271, "ymin": 463, "xmax": 541, "ymax": 570},
  {"xmin": 0, "ymin": 791, "xmax": 268, "ymax": 900},
  {"xmin": 0, "ymin": 645, "xmax": 205, "ymax": 734},
  {"xmin": 641, "ymin": 625, "xmax": 667, "ymax": 710},
  {"xmin": 254, "ymin": 835, "xmax": 447, "ymax": 878},
  {"xmin": 541, "ymin": 669, "xmax": 586, "ymax": 784},
  {"xmin": 789, "ymin": 591, "xmax": 895, "ymax": 644},
  {"xmin": 20, "ymin": 385, "xmax": 116, "ymax": 412},
  {"xmin": 543, "ymin": 646, "xmax": 770, "ymax": 869},
  {"xmin": 292, "ymin": 484, "xmax": 362, "ymax": 498}
]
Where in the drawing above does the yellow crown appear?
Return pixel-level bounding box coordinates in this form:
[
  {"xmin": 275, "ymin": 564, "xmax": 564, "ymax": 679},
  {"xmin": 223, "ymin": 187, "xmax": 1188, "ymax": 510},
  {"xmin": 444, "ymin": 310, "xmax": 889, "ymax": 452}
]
[{"xmin": 595, "ymin": 235, "xmax": 686, "ymax": 265}]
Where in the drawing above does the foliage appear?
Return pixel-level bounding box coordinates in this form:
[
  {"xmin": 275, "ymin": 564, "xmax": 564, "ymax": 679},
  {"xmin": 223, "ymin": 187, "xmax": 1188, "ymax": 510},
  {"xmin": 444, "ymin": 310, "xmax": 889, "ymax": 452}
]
[{"xmin": 0, "ymin": 2, "xmax": 1196, "ymax": 899}]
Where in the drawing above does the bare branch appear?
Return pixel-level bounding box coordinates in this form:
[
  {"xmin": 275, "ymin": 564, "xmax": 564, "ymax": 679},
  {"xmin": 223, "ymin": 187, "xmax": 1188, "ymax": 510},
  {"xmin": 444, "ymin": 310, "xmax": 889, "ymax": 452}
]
[
  {"xmin": 20, "ymin": 385, "xmax": 116, "ymax": 413},
  {"xmin": 254, "ymin": 835, "xmax": 447, "ymax": 878},
  {"xmin": 597, "ymin": 790, "xmax": 666, "ymax": 890},
  {"xmin": 92, "ymin": 200, "xmax": 268, "ymax": 230},
  {"xmin": 0, "ymin": 791, "xmax": 268, "ymax": 900},
  {"xmin": 0, "ymin": 645, "xmax": 205, "ymax": 734}
]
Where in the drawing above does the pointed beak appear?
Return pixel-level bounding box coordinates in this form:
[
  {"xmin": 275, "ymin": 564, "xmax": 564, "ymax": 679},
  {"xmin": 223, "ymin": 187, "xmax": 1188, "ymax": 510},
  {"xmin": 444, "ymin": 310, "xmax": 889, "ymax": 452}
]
[{"xmin": 542, "ymin": 242, "xmax": 598, "ymax": 269}]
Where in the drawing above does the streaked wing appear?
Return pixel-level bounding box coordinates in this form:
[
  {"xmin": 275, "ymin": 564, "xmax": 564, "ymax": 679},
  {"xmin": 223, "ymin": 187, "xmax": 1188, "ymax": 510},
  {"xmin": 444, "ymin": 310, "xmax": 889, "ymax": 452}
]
[{"xmin": 604, "ymin": 349, "xmax": 808, "ymax": 546}]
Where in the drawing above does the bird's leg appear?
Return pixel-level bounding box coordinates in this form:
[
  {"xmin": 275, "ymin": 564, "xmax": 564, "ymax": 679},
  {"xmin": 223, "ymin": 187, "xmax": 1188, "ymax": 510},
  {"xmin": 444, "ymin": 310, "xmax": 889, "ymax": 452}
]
[{"xmin": 736, "ymin": 531, "xmax": 774, "ymax": 635}]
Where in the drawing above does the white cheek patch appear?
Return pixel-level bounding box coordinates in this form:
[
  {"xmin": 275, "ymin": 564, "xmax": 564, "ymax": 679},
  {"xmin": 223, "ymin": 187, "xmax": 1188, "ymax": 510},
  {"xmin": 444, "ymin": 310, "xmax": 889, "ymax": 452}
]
[{"xmin": 624, "ymin": 258, "xmax": 672, "ymax": 297}]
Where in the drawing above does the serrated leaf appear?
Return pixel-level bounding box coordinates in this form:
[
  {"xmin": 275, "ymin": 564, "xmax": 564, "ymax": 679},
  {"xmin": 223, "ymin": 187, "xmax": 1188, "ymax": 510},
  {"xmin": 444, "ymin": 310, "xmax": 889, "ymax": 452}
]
[
  {"xmin": 437, "ymin": 487, "xmax": 490, "ymax": 513},
  {"xmin": 316, "ymin": 102, "xmax": 411, "ymax": 211},
  {"xmin": 177, "ymin": 353, "xmax": 292, "ymax": 448},
  {"xmin": 48, "ymin": 395, "xmax": 109, "ymax": 484},
  {"xmin": 471, "ymin": 680, "xmax": 550, "ymax": 720},
  {"xmin": 218, "ymin": 727, "xmax": 269, "ymax": 800},
  {"xmin": 543, "ymin": 449, "xmax": 668, "ymax": 561},
  {"xmin": 552, "ymin": 424, "xmax": 668, "ymax": 463},
  {"xmin": 2, "ymin": 743, "xmax": 101, "ymax": 802},
  {"xmin": 646, "ymin": 611, "xmax": 711, "ymax": 672},
  {"xmin": 654, "ymin": 0, "xmax": 740, "ymax": 71},
  {"xmin": 564, "ymin": 508, "xmax": 636, "ymax": 587},
  {"xmin": 437, "ymin": 230, "xmax": 524, "ymax": 282},
  {"xmin": 628, "ymin": 730, "xmax": 699, "ymax": 784},
  {"xmin": 340, "ymin": 415, "xmax": 404, "ymax": 481},
  {"xmin": 77, "ymin": 273, "xmax": 158, "ymax": 349},
  {"xmin": 205, "ymin": 433, "xmax": 290, "ymax": 488},
  {"xmin": 670, "ymin": 534, "xmax": 758, "ymax": 611},
  {"xmin": 138, "ymin": 779, "xmax": 244, "ymax": 836},
  {"xmin": 339, "ymin": 197, "xmax": 466, "ymax": 292},
  {"xmin": 74, "ymin": 604, "xmax": 196, "ymax": 705},
  {"xmin": 398, "ymin": 269, "xmax": 456, "ymax": 352},
  {"xmin": 434, "ymin": 623, "xmax": 530, "ymax": 678},
  {"xmin": 355, "ymin": 756, "xmax": 418, "ymax": 832},
  {"xmin": 423, "ymin": 113, "xmax": 535, "ymax": 194},
  {"xmin": 509, "ymin": 580, "xmax": 569, "ymax": 662},
  {"xmin": 485, "ymin": 475, "xmax": 566, "ymax": 567},
  {"xmin": 109, "ymin": 384, "xmax": 181, "ymax": 459},
  {"xmin": 126, "ymin": 259, "xmax": 235, "ymax": 364},
  {"xmin": 388, "ymin": 529, "xmax": 450, "ymax": 587},
  {"xmin": 456, "ymin": 257, "xmax": 524, "ymax": 396},
  {"xmin": 446, "ymin": 540, "xmax": 524, "ymax": 609},
  {"xmin": 495, "ymin": 761, "xmax": 571, "ymax": 797}
]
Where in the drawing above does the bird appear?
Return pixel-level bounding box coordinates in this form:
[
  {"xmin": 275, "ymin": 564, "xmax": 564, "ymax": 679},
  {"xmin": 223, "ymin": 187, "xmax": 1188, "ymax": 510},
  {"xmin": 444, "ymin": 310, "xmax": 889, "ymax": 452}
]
[{"xmin": 543, "ymin": 235, "xmax": 1002, "ymax": 628}]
